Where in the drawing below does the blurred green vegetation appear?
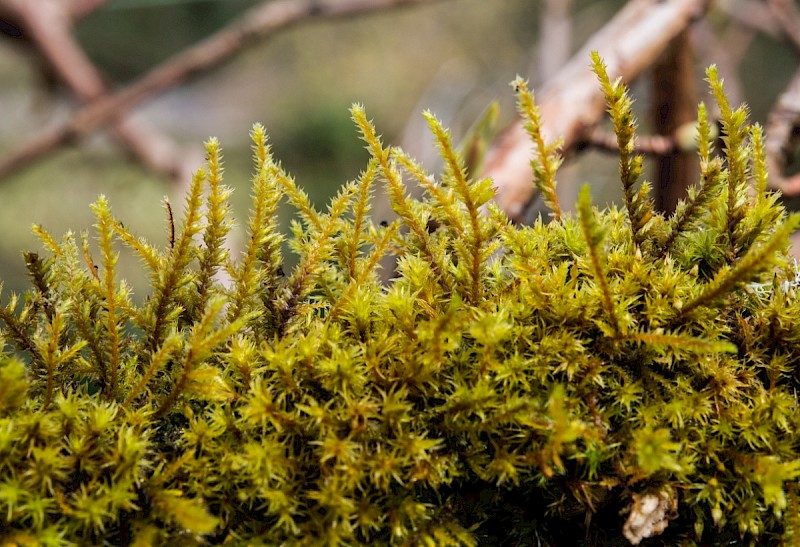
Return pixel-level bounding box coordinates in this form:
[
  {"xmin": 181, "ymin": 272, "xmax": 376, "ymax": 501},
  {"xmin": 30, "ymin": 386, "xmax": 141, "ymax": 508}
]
[{"xmin": 0, "ymin": 148, "xmax": 168, "ymax": 294}]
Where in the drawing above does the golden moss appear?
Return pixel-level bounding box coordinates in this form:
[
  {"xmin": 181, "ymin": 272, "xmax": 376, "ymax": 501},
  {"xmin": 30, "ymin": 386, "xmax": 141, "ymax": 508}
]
[{"xmin": 1, "ymin": 54, "xmax": 800, "ymax": 545}]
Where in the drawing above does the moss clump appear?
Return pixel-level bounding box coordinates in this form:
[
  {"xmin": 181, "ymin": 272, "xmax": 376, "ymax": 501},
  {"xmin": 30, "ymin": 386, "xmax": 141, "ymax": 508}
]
[{"xmin": 2, "ymin": 54, "xmax": 800, "ymax": 546}]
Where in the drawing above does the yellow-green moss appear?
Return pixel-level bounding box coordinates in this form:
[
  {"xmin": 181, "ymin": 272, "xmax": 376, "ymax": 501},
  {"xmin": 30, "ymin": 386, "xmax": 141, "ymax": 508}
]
[{"xmin": 1, "ymin": 54, "xmax": 800, "ymax": 545}]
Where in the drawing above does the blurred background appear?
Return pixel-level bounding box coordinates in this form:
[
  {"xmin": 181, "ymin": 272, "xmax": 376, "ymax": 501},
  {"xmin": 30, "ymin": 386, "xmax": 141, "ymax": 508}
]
[{"xmin": 0, "ymin": 0, "xmax": 798, "ymax": 297}]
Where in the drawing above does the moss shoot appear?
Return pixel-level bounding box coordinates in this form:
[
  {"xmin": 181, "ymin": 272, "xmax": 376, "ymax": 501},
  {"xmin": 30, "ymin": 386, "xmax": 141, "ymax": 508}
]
[{"xmin": 2, "ymin": 54, "xmax": 800, "ymax": 545}]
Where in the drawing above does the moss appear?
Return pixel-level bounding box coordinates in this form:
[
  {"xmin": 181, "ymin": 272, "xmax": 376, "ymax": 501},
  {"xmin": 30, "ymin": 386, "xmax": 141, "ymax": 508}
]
[{"xmin": 1, "ymin": 54, "xmax": 800, "ymax": 545}]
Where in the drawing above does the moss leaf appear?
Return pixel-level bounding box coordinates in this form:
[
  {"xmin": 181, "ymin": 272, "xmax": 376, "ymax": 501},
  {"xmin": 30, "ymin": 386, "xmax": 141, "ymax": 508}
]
[{"xmin": 152, "ymin": 489, "xmax": 219, "ymax": 535}]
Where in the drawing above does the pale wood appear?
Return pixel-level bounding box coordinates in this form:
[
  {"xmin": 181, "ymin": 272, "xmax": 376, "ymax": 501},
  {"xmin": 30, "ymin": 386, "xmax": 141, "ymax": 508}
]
[{"xmin": 481, "ymin": 0, "xmax": 712, "ymax": 221}]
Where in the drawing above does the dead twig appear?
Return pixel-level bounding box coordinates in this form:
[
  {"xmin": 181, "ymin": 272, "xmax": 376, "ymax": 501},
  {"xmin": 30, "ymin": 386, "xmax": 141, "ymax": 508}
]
[
  {"xmin": 0, "ymin": 0, "xmax": 452, "ymax": 183},
  {"xmin": 0, "ymin": 0, "xmax": 195, "ymax": 183},
  {"xmin": 765, "ymin": 0, "xmax": 800, "ymax": 56},
  {"xmin": 582, "ymin": 128, "xmax": 678, "ymax": 157},
  {"xmin": 715, "ymin": 0, "xmax": 783, "ymax": 43},
  {"xmin": 536, "ymin": 0, "xmax": 573, "ymax": 82},
  {"xmin": 481, "ymin": 0, "xmax": 712, "ymax": 221},
  {"xmin": 651, "ymin": 30, "xmax": 698, "ymax": 213},
  {"xmin": 698, "ymin": 0, "xmax": 800, "ymax": 193},
  {"xmin": 765, "ymin": 66, "xmax": 800, "ymax": 196}
]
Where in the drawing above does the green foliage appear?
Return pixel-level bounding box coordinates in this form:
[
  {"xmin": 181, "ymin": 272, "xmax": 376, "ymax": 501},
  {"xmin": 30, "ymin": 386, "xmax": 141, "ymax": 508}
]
[
  {"xmin": 591, "ymin": 51, "xmax": 655, "ymax": 254},
  {"xmin": 513, "ymin": 77, "xmax": 562, "ymax": 221},
  {"xmin": 2, "ymin": 54, "xmax": 800, "ymax": 545}
]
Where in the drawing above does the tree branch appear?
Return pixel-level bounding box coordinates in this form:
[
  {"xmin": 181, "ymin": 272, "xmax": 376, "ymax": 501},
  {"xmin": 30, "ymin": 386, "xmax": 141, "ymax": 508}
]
[
  {"xmin": 481, "ymin": 0, "xmax": 712, "ymax": 221},
  {"xmin": 765, "ymin": 0, "xmax": 800, "ymax": 56},
  {"xmin": 582, "ymin": 128, "xmax": 679, "ymax": 157},
  {"xmin": 0, "ymin": 0, "xmax": 452, "ymax": 182},
  {"xmin": 12, "ymin": 0, "xmax": 105, "ymax": 99},
  {"xmin": 716, "ymin": 0, "xmax": 784, "ymax": 43},
  {"xmin": 765, "ymin": 66, "xmax": 800, "ymax": 196},
  {"xmin": 651, "ymin": 30, "xmax": 698, "ymax": 214},
  {"xmin": 721, "ymin": 0, "xmax": 800, "ymax": 196},
  {"xmin": 536, "ymin": 0, "xmax": 573, "ymax": 82},
  {"xmin": 1, "ymin": 0, "xmax": 196, "ymax": 183}
]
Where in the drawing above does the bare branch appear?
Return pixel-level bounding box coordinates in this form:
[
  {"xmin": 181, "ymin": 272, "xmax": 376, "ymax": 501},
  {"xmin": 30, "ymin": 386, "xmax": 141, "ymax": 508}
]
[
  {"xmin": 651, "ymin": 30, "xmax": 698, "ymax": 213},
  {"xmin": 693, "ymin": 16, "xmax": 751, "ymax": 107},
  {"xmin": 0, "ymin": 0, "xmax": 452, "ymax": 183},
  {"xmin": 717, "ymin": 2, "xmax": 800, "ymax": 195},
  {"xmin": 65, "ymin": 0, "xmax": 107, "ymax": 20},
  {"xmin": 715, "ymin": 0, "xmax": 783, "ymax": 42},
  {"xmin": 583, "ymin": 128, "xmax": 678, "ymax": 157},
  {"xmin": 12, "ymin": 0, "xmax": 105, "ymax": 99},
  {"xmin": 481, "ymin": 0, "xmax": 712, "ymax": 221},
  {"xmin": 716, "ymin": 0, "xmax": 800, "ymax": 57},
  {"xmin": 0, "ymin": 0, "xmax": 106, "ymax": 24},
  {"xmin": 765, "ymin": 66, "xmax": 800, "ymax": 196},
  {"xmin": 765, "ymin": 0, "xmax": 800, "ymax": 56},
  {"xmin": 536, "ymin": 0, "xmax": 573, "ymax": 82},
  {"xmin": 1, "ymin": 0, "xmax": 195, "ymax": 183}
]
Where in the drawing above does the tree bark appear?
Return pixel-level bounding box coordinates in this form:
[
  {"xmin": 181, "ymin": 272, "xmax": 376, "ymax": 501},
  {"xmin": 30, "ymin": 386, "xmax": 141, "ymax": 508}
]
[
  {"xmin": 481, "ymin": 0, "xmax": 711, "ymax": 222},
  {"xmin": 652, "ymin": 30, "xmax": 698, "ymax": 214}
]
